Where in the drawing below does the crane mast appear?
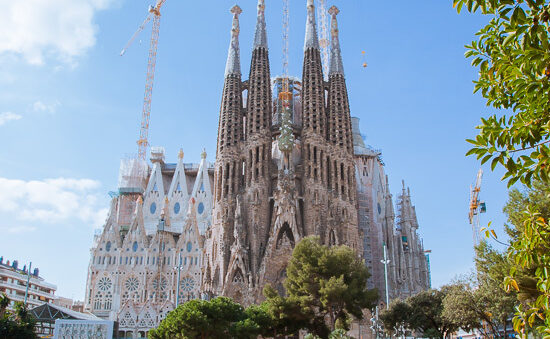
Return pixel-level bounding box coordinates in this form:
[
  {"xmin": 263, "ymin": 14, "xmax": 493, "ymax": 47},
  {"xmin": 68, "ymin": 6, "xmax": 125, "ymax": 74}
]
[
  {"xmin": 468, "ymin": 169, "xmax": 484, "ymax": 246},
  {"xmin": 121, "ymin": 0, "xmax": 167, "ymax": 161},
  {"xmin": 282, "ymin": 0, "xmax": 290, "ymax": 92}
]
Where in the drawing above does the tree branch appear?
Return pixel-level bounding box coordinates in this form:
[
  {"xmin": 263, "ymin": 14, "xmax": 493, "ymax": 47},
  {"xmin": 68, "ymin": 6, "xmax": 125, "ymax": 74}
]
[{"xmin": 509, "ymin": 139, "xmax": 550, "ymax": 153}]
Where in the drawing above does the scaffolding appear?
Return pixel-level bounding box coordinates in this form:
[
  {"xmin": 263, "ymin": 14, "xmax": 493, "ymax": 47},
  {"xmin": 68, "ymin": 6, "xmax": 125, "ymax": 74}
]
[
  {"xmin": 118, "ymin": 157, "xmax": 149, "ymax": 194},
  {"xmin": 272, "ymin": 76, "xmax": 302, "ymax": 127},
  {"xmin": 116, "ymin": 157, "xmax": 149, "ymax": 227}
]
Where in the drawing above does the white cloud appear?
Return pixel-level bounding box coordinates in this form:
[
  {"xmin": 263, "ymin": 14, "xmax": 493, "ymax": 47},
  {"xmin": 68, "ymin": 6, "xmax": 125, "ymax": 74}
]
[
  {"xmin": 33, "ymin": 100, "xmax": 60, "ymax": 114},
  {"xmin": 0, "ymin": 112, "xmax": 22, "ymax": 126},
  {"xmin": 0, "ymin": 177, "xmax": 109, "ymax": 229},
  {"xmin": 0, "ymin": 225, "xmax": 37, "ymax": 234},
  {"xmin": 0, "ymin": 0, "xmax": 116, "ymax": 65}
]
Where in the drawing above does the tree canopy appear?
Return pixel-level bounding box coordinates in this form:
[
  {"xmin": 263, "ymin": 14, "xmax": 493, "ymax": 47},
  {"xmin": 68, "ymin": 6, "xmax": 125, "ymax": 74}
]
[
  {"xmin": 284, "ymin": 236, "xmax": 378, "ymax": 337},
  {"xmin": 0, "ymin": 294, "xmax": 37, "ymax": 339},
  {"xmin": 148, "ymin": 297, "xmax": 256, "ymax": 339},
  {"xmin": 149, "ymin": 237, "xmax": 377, "ymax": 339},
  {"xmin": 455, "ymin": 0, "xmax": 550, "ymax": 187},
  {"xmin": 455, "ymin": 0, "xmax": 550, "ymax": 335},
  {"xmin": 380, "ymin": 289, "xmax": 459, "ymax": 338}
]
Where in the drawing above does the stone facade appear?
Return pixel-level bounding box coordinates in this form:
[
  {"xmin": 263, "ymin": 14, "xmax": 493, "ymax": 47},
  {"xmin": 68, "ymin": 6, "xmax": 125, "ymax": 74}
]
[
  {"xmin": 353, "ymin": 119, "xmax": 430, "ymax": 301},
  {"xmin": 203, "ymin": 0, "xmax": 369, "ymax": 304},
  {"xmin": 84, "ymin": 149, "xmax": 213, "ymax": 337},
  {"xmin": 84, "ymin": 0, "xmax": 430, "ymax": 335},
  {"xmin": 203, "ymin": 0, "xmax": 430, "ymax": 304}
]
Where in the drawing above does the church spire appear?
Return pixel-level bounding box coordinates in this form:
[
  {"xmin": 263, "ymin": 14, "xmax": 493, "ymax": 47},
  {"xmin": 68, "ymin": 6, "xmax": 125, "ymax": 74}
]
[
  {"xmin": 253, "ymin": 0, "xmax": 267, "ymax": 50},
  {"xmin": 328, "ymin": 6, "xmax": 344, "ymax": 76},
  {"xmin": 217, "ymin": 5, "xmax": 244, "ymax": 155},
  {"xmin": 225, "ymin": 5, "xmax": 242, "ymax": 77},
  {"xmin": 304, "ymin": 0, "xmax": 320, "ymax": 50},
  {"xmin": 327, "ymin": 6, "xmax": 353, "ymax": 154}
]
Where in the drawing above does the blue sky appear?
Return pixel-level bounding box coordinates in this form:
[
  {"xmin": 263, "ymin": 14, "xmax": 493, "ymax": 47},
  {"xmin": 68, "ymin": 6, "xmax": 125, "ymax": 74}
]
[{"xmin": 0, "ymin": 0, "xmax": 507, "ymax": 300}]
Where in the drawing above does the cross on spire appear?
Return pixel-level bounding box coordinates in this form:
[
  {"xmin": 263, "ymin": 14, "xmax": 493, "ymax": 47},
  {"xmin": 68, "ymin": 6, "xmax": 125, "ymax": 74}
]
[{"xmin": 225, "ymin": 5, "xmax": 242, "ymax": 77}]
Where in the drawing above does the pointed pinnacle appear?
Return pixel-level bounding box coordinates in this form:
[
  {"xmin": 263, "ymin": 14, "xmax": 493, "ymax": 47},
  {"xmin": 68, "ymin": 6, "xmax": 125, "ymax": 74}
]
[
  {"xmin": 328, "ymin": 5, "xmax": 344, "ymax": 75},
  {"xmin": 304, "ymin": 0, "xmax": 320, "ymax": 50},
  {"xmin": 225, "ymin": 5, "xmax": 242, "ymax": 77},
  {"xmin": 253, "ymin": 0, "xmax": 268, "ymax": 49}
]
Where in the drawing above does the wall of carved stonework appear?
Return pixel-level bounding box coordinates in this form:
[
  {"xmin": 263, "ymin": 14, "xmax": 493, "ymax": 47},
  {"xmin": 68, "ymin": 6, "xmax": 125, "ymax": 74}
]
[
  {"xmin": 53, "ymin": 320, "xmax": 115, "ymax": 339},
  {"xmin": 85, "ymin": 152, "xmax": 213, "ymax": 333}
]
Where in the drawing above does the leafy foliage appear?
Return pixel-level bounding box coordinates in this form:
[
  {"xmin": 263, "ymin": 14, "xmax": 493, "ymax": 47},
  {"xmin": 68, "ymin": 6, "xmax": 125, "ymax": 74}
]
[
  {"xmin": 148, "ymin": 297, "xmax": 255, "ymax": 339},
  {"xmin": 505, "ymin": 210, "xmax": 550, "ymax": 335},
  {"xmin": 284, "ymin": 236, "xmax": 378, "ymax": 337},
  {"xmin": 380, "ymin": 289, "xmax": 459, "ymax": 338},
  {"xmin": 441, "ymin": 242, "xmax": 517, "ymax": 337},
  {"xmin": 455, "ymin": 0, "xmax": 550, "ymax": 187},
  {"xmin": 149, "ymin": 237, "xmax": 377, "ymax": 339},
  {"xmin": 304, "ymin": 329, "xmax": 354, "ymax": 339},
  {"xmin": 455, "ymin": 0, "xmax": 550, "ymax": 334},
  {"xmin": 442, "ymin": 276, "xmax": 515, "ymax": 337},
  {"xmin": 407, "ymin": 289, "xmax": 459, "ymax": 338},
  {"xmin": 0, "ymin": 294, "xmax": 37, "ymax": 339},
  {"xmin": 379, "ymin": 300, "xmax": 411, "ymax": 337}
]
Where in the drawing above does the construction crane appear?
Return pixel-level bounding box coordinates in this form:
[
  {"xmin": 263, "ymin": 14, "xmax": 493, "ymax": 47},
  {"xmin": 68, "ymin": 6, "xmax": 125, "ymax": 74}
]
[
  {"xmin": 121, "ymin": 0, "xmax": 167, "ymax": 161},
  {"xmin": 282, "ymin": 0, "xmax": 290, "ymax": 87},
  {"xmin": 468, "ymin": 168, "xmax": 486, "ymax": 246},
  {"xmin": 317, "ymin": 0, "xmax": 329, "ymax": 79}
]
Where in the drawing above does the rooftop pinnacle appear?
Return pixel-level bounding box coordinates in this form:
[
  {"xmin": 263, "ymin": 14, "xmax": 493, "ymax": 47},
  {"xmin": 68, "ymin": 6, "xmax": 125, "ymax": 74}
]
[
  {"xmin": 253, "ymin": 0, "xmax": 268, "ymax": 49},
  {"xmin": 328, "ymin": 6, "xmax": 344, "ymax": 75},
  {"xmin": 225, "ymin": 5, "xmax": 242, "ymax": 77},
  {"xmin": 304, "ymin": 0, "xmax": 320, "ymax": 51}
]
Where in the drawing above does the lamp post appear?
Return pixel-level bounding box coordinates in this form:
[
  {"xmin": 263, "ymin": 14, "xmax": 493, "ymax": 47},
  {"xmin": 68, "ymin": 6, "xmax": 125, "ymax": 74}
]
[
  {"xmin": 174, "ymin": 256, "xmax": 185, "ymax": 307},
  {"xmin": 381, "ymin": 243, "xmax": 391, "ymax": 306},
  {"xmin": 24, "ymin": 262, "xmax": 32, "ymax": 306}
]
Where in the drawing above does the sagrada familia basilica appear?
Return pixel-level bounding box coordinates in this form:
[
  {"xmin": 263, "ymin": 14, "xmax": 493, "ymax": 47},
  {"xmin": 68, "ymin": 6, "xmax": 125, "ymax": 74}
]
[{"xmin": 84, "ymin": 0, "xmax": 431, "ymax": 336}]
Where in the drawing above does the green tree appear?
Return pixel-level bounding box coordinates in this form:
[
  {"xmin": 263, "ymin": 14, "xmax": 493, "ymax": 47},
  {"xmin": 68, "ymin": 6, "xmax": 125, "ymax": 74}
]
[
  {"xmin": 379, "ymin": 289, "xmax": 458, "ymax": 338},
  {"xmin": 304, "ymin": 329, "xmax": 354, "ymax": 339},
  {"xmin": 442, "ymin": 255, "xmax": 515, "ymax": 339},
  {"xmin": 379, "ymin": 300, "xmax": 411, "ymax": 337},
  {"xmin": 0, "ymin": 294, "xmax": 37, "ymax": 339},
  {"xmin": 502, "ymin": 182, "xmax": 550, "ymax": 335},
  {"xmin": 407, "ymin": 289, "xmax": 459, "ymax": 338},
  {"xmin": 262, "ymin": 285, "xmax": 312, "ymax": 337},
  {"xmin": 454, "ymin": 0, "xmax": 550, "ymax": 335},
  {"xmin": 148, "ymin": 297, "xmax": 254, "ymax": 339},
  {"xmin": 475, "ymin": 242, "xmax": 518, "ymax": 337},
  {"xmin": 455, "ymin": 0, "xmax": 550, "ymax": 187},
  {"xmin": 284, "ymin": 236, "xmax": 378, "ymax": 338},
  {"xmin": 442, "ymin": 281, "xmax": 481, "ymax": 334}
]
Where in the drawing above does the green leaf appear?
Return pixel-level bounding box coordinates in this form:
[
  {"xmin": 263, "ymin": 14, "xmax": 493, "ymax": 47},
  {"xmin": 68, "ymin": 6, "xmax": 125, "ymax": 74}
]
[
  {"xmin": 481, "ymin": 154, "xmax": 493, "ymax": 164},
  {"xmin": 491, "ymin": 156, "xmax": 500, "ymax": 171}
]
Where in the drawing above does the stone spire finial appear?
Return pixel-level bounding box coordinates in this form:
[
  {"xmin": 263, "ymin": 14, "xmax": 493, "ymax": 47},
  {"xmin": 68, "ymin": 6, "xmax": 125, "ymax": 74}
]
[
  {"xmin": 225, "ymin": 5, "xmax": 242, "ymax": 77},
  {"xmin": 253, "ymin": 0, "xmax": 268, "ymax": 49},
  {"xmin": 304, "ymin": 0, "xmax": 320, "ymax": 50},
  {"xmin": 201, "ymin": 148, "xmax": 207, "ymax": 159},
  {"xmin": 178, "ymin": 148, "xmax": 184, "ymax": 160},
  {"xmin": 328, "ymin": 6, "xmax": 344, "ymax": 75}
]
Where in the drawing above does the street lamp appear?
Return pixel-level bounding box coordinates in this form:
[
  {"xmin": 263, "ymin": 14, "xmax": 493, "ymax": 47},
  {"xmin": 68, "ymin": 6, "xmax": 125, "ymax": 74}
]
[
  {"xmin": 24, "ymin": 262, "xmax": 32, "ymax": 306},
  {"xmin": 381, "ymin": 243, "xmax": 391, "ymax": 306},
  {"xmin": 173, "ymin": 255, "xmax": 185, "ymax": 307}
]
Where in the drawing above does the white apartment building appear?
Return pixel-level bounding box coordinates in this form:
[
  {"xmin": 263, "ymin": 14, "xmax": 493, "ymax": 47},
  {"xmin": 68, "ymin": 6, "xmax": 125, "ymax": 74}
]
[{"xmin": 0, "ymin": 257, "xmax": 57, "ymax": 309}]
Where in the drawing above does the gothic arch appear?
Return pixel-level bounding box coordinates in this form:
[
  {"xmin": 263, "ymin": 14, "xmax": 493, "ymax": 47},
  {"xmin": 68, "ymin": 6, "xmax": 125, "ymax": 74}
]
[
  {"xmin": 328, "ymin": 229, "xmax": 337, "ymax": 246},
  {"xmin": 276, "ymin": 222, "xmax": 295, "ymax": 249}
]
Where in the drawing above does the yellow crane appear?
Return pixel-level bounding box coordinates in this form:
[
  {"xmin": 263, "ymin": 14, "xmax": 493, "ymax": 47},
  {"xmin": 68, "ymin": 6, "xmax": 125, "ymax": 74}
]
[
  {"xmin": 468, "ymin": 168, "xmax": 486, "ymax": 246},
  {"xmin": 121, "ymin": 0, "xmax": 167, "ymax": 161}
]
